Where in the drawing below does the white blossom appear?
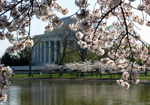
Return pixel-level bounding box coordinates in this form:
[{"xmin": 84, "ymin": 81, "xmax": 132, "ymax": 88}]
[
  {"xmin": 132, "ymin": 79, "xmax": 140, "ymax": 84},
  {"xmin": 116, "ymin": 79, "xmax": 124, "ymax": 85},
  {"xmin": 0, "ymin": 94, "xmax": 7, "ymax": 102},
  {"xmin": 121, "ymin": 82, "xmax": 130, "ymax": 89},
  {"xmin": 76, "ymin": 31, "xmax": 84, "ymax": 39},
  {"xmin": 122, "ymin": 72, "xmax": 129, "ymax": 80},
  {"xmin": 25, "ymin": 40, "xmax": 34, "ymax": 47}
]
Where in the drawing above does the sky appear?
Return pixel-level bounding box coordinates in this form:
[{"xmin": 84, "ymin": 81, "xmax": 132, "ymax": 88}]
[{"xmin": 0, "ymin": 0, "xmax": 150, "ymax": 57}]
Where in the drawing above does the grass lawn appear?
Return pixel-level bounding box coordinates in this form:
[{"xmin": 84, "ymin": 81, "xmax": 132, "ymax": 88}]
[{"xmin": 8, "ymin": 72, "xmax": 150, "ymax": 81}]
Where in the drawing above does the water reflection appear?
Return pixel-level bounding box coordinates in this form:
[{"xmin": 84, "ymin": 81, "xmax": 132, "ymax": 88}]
[{"xmin": 1, "ymin": 80, "xmax": 150, "ymax": 105}]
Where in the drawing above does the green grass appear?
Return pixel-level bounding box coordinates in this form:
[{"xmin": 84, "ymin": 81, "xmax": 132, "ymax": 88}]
[{"xmin": 8, "ymin": 72, "xmax": 150, "ymax": 81}]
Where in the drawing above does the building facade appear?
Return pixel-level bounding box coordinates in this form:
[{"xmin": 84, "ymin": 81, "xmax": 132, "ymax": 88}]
[{"xmin": 32, "ymin": 30, "xmax": 75, "ymax": 65}]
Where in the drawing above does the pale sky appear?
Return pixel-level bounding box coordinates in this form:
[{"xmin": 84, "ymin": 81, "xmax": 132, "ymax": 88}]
[{"xmin": 0, "ymin": 0, "xmax": 150, "ymax": 57}]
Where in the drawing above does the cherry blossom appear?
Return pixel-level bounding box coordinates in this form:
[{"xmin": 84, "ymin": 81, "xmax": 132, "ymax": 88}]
[
  {"xmin": 0, "ymin": 65, "xmax": 12, "ymax": 102},
  {"xmin": 1, "ymin": 0, "xmax": 150, "ymax": 101}
]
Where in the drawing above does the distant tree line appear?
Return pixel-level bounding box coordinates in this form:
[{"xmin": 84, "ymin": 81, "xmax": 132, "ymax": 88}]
[{"xmin": 1, "ymin": 51, "xmax": 29, "ymax": 66}]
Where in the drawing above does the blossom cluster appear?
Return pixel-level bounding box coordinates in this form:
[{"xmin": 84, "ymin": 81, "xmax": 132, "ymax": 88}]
[
  {"xmin": 0, "ymin": 0, "xmax": 68, "ymax": 55},
  {"xmin": 117, "ymin": 69, "xmax": 140, "ymax": 89},
  {"xmin": 65, "ymin": 60, "xmax": 141, "ymax": 89},
  {"xmin": 65, "ymin": 60, "xmax": 111, "ymax": 73},
  {"xmin": 69, "ymin": 0, "xmax": 150, "ymax": 88},
  {"xmin": 0, "ymin": 64, "xmax": 13, "ymax": 102},
  {"xmin": 117, "ymin": 79, "xmax": 130, "ymax": 89},
  {"xmin": 65, "ymin": 61, "xmax": 93, "ymax": 72},
  {"xmin": 44, "ymin": 64, "xmax": 61, "ymax": 71},
  {"xmin": 0, "ymin": 0, "xmax": 69, "ymax": 101},
  {"xmin": 0, "ymin": 93, "xmax": 7, "ymax": 102},
  {"xmin": 6, "ymin": 39, "xmax": 34, "ymax": 54}
]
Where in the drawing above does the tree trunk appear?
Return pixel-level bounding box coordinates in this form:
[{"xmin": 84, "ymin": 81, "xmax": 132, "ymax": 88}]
[
  {"xmin": 99, "ymin": 70, "xmax": 102, "ymax": 78},
  {"xmin": 59, "ymin": 45, "xmax": 66, "ymax": 65},
  {"xmin": 28, "ymin": 49, "xmax": 32, "ymax": 76},
  {"xmin": 81, "ymin": 49, "xmax": 87, "ymax": 62},
  {"xmin": 59, "ymin": 56, "xmax": 65, "ymax": 65},
  {"xmin": 28, "ymin": 56, "xmax": 32, "ymax": 76},
  {"xmin": 80, "ymin": 72, "xmax": 84, "ymax": 77}
]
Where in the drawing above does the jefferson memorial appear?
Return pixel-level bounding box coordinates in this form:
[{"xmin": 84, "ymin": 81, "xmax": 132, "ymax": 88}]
[
  {"xmin": 31, "ymin": 18, "xmax": 76, "ymax": 65},
  {"xmin": 32, "ymin": 30, "xmax": 75, "ymax": 65}
]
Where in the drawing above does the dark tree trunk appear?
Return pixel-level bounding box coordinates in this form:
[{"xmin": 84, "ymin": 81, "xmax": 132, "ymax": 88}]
[
  {"xmin": 76, "ymin": 72, "xmax": 79, "ymax": 78},
  {"xmin": 59, "ymin": 55, "xmax": 65, "ymax": 65},
  {"xmin": 70, "ymin": 71, "xmax": 73, "ymax": 77},
  {"xmin": 80, "ymin": 72, "xmax": 85, "ymax": 77},
  {"xmin": 28, "ymin": 48, "xmax": 32, "ymax": 76},
  {"xmin": 80, "ymin": 49, "xmax": 87, "ymax": 62},
  {"xmin": 99, "ymin": 70, "xmax": 102, "ymax": 78},
  {"xmin": 59, "ymin": 41, "xmax": 67, "ymax": 65},
  {"xmin": 91, "ymin": 72, "xmax": 93, "ymax": 77},
  {"xmin": 96, "ymin": 69, "xmax": 99, "ymax": 77},
  {"xmin": 28, "ymin": 54, "xmax": 32, "ymax": 76}
]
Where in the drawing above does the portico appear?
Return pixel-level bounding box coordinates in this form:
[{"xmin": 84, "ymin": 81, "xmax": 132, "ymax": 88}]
[{"xmin": 32, "ymin": 31, "xmax": 65, "ymax": 65}]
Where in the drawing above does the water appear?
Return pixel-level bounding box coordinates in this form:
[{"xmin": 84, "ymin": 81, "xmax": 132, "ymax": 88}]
[{"xmin": 1, "ymin": 80, "xmax": 150, "ymax": 105}]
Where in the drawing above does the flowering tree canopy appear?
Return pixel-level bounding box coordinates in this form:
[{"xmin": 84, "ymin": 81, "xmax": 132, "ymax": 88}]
[
  {"xmin": 69, "ymin": 0, "xmax": 150, "ymax": 89},
  {"xmin": 0, "ymin": 65, "xmax": 12, "ymax": 102},
  {"xmin": 0, "ymin": 0, "xmax": 150, "ymax": 102}
]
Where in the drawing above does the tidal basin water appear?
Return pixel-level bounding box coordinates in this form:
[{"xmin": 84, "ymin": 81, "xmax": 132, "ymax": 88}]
[{"xmin": 1, "ymin": 80, "xmax": 150, "ymax": 105}]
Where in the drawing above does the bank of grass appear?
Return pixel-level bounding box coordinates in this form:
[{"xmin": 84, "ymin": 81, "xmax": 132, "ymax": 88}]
[{"xmin": 8, "ymin": 72, "xmax": 150, "ymax": 81}]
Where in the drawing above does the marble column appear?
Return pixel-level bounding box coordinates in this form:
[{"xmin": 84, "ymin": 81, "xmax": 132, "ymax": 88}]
[
  {"xmin": 44, "ymin": 41, "xmax": 46, "ymax": 63},
  {"xmin": 48, "ymin": 41, "xmax": 51, "ymax": 63},
  {"xmin": 38, "ymin": 43, "xmax": 40, "ymax": 63},
  {"xmin": 36, "ymin": 45, "xmax": 39, "ymax": 63},
  {"xmin": 40, "ymin": 42, "xmax": 42, "ymax": 63},
  {"xmin": 54, "ymin": 41, "xmax": 57, "ymax": 63}
]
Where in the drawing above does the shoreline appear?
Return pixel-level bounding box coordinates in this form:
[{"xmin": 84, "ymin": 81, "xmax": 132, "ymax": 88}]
[
  {"xmin": 8, "ymin": 78, "xmax": 150, "ymax": 83},
  {"xmin": 9, "ymin": 78, "xmax": 118, "ymax": 81}
]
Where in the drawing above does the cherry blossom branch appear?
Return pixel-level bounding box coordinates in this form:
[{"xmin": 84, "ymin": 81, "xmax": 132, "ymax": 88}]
[
  {"xmin": 92, "ymin": 1, "xmax": 123, "ymax": 45},
  {"xmin": 0, "ymin": 0, "xmax": 24, "ymax": 16}
]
